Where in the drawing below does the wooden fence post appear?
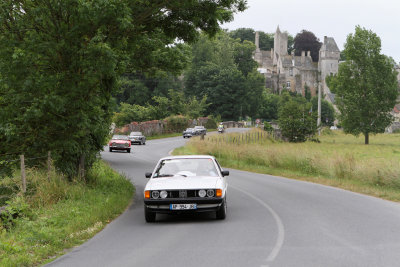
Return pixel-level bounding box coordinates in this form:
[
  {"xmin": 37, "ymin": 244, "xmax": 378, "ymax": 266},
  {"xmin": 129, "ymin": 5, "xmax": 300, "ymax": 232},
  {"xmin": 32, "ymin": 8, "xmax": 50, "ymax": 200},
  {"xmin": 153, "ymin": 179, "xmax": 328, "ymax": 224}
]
[
  {"xmin": 47, "ymin": 151, "xmax": 51, "ymax": 182},
  {"xmin": 20, "ymin": 155, "xmax": 26, "ymax": 193},
  {"xmin": 78, "ymin": 154, "xmax": 85, "ymax": 181}
]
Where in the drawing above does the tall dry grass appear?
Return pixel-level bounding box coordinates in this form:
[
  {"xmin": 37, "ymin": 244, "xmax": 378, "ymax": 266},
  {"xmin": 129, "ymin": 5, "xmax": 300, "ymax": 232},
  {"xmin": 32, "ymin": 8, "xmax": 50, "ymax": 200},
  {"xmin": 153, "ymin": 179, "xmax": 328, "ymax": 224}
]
[{"xmin": 177, "ymin": 129, "xmax": 400, "ymax": 191}]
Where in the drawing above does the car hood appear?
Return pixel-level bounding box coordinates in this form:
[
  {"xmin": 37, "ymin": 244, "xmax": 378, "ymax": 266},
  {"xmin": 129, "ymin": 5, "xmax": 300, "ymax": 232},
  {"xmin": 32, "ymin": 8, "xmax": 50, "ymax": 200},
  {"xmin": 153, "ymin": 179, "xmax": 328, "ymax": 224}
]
[
  {"xmin": 130, "ymin": 135, "xmax": 143, "ymax": 137},
  {"xmin": 146, "ymin": 176, "xmax": 220, "ymax": 190},
  {"xmin": 110, "ymin": 140, "xmax": 129, "ymax": 143}
]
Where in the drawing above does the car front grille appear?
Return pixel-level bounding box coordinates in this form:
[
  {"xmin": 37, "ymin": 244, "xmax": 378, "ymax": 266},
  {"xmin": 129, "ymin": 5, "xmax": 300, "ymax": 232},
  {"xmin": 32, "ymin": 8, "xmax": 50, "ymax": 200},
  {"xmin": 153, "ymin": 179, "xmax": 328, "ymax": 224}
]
[{"xmin": 150, "ymin": 189, "xmax": 216, "ymax": 199}]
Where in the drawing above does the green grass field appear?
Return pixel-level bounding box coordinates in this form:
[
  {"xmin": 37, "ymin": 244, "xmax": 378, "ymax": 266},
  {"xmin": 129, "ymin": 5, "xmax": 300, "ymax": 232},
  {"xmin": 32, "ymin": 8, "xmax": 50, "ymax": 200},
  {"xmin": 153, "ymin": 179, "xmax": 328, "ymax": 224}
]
[
  {"xmin": 0, "ymin": 161, "xmax": 134, "ymax": 266},
  {"xmin": 173, "ymin": 129, "xmax": 400, "ymax": 201}
]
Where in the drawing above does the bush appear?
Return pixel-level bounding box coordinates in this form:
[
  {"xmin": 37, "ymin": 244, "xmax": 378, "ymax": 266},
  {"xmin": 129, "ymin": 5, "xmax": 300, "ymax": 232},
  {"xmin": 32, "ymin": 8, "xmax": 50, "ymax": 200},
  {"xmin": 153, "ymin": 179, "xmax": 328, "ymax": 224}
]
[
  {"xmin": 164, "ymin": 115, "xmax": 190, "ymax": 133},
  {"xmin": 0, "ymin": 196, "xmax": 30, "ymax": 230},
  {"xmin": 263, "ymin": 122, "xmax": 273, "ymax": 132},
  {"xmin": 205, "ymin": 117, "xmax": 218, "ymax": 129},
  {"xmin": 278, "ymin": 100, "xmax": 317, "ymax": 142}
]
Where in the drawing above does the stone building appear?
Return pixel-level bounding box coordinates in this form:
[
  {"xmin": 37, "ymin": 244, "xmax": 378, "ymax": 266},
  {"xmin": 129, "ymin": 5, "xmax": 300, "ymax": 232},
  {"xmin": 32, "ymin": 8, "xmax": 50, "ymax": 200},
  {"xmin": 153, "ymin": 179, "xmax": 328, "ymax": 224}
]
[{"xmin": 254, "ymin": 26, "xmax": 340, "ymax": 104}]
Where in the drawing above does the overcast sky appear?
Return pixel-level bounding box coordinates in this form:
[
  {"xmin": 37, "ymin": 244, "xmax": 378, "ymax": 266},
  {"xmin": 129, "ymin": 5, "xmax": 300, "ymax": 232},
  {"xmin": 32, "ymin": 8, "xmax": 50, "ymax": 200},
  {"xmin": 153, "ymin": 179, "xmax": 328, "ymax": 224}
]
[{"xmin": 222, "ymin": 0, "xmax": 400, "ymax": 63}]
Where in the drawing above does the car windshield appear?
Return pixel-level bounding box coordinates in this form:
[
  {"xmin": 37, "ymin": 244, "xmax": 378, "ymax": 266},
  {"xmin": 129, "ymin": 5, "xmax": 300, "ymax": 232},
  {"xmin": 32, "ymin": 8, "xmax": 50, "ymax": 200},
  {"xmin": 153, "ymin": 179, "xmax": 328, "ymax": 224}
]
[
  {"xmin": 130, "ymin": 132, "xmax": 142, "ymax": 136},
  {"xmin": 112, "ymin": 135, "xmax": 129, "ymax": 140},
  {"xmin": 153, "ymin": 158, "xmax": 219, "ymax": 178}
]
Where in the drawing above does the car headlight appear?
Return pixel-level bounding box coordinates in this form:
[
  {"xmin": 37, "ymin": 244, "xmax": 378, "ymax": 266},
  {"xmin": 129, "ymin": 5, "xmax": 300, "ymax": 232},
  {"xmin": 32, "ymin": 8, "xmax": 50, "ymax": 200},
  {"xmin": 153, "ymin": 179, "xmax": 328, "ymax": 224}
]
[
  {"xmin": 207, "ymin": 189, "xmax": 214, "ymax": 197},
  {"xmin": 125, "ymin": 142, "xmax": 129, "ymax": 147},
  {"xmin": 151, "ymin": 191, "xmax": 159, "ymax": 199},
  {"xmin": 160, "ymin": 190, "xmax": 168, "ymax": 199},
  {"xmin": 198, "ymin": 189, "xmax": 206, "ymax": 198}
]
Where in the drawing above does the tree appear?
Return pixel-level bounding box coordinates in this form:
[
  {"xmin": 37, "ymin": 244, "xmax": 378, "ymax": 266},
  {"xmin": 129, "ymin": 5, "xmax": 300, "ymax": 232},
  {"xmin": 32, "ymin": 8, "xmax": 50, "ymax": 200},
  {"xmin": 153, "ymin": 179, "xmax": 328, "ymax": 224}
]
[
  {"xmin": 184, "ymin": 31, "xmax": 264, "ymax": 120},
  {"xmin": 257, "ymin": 90, "xmax": 280, "ymax": 121},
  {"xmin": 311, "ymin": 97, "xmax": 335, "ymax": 126},
  {"xmin": 294, "ymin": 30, "xmax": 322, "ymax": 62},
  {"xmin": 278, "ymin": 100, "xmax": 317, "ymax": 142},
  {"xmin": 0, "ymin": 0, "xmax": 247, "ymax": 178},
  {"xmin": 185, "ymin": 95, "xmax": 210, "ymax": 119},
  {"xmin": 328, "ymin": 26, "xmax": 399, "ymax": 144}
]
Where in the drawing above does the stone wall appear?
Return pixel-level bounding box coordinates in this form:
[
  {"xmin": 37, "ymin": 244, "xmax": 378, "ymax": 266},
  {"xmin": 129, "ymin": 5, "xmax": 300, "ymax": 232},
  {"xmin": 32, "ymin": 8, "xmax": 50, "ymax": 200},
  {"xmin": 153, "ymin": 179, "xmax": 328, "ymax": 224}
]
[{"xmin": 115, "ymin": 117, "xmax": 211, "ymax": 136}]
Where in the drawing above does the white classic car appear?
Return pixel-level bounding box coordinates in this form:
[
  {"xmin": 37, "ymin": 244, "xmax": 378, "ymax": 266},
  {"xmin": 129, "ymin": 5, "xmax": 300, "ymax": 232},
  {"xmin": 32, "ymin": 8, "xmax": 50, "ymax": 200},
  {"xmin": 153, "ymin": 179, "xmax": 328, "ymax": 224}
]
[{"xmin": 143, "ymin": 155, "xmax": 229, "ymax": 222}]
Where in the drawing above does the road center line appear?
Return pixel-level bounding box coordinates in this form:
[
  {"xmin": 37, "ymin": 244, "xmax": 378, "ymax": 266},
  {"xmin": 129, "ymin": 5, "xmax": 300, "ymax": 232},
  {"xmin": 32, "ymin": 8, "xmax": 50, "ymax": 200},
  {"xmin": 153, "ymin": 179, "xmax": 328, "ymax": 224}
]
[{"xmin": 230, "ymin": 185, "xmax": 285, "ymax": 264}]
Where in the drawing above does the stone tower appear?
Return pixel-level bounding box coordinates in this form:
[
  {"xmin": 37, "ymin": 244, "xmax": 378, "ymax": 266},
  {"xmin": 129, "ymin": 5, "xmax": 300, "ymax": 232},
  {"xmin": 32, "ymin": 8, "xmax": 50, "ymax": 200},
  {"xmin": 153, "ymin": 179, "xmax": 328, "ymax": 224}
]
[
  {"xmin": 318, "ymin": 36, "xmax": 340, "ymax": 102},
  {"xmin": 273, "ymin": 26, "xmax": 288, "ymax": 65}
]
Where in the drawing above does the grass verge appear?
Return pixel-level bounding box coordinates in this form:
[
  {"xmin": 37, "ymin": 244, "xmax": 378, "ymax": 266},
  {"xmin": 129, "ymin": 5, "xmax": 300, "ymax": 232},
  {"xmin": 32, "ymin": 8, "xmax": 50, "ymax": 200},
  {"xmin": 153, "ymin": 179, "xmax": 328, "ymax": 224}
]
[
  {"xmin": 0, "ymin": 160, "xmax": 134, "ymax": 266},
  {"xmin": 173, "ymin": 129, "xmax": 400, "ymax": 202},
  {"xmin": 146, "ymin": 132, "xmax": 183, "ymax": 140}
]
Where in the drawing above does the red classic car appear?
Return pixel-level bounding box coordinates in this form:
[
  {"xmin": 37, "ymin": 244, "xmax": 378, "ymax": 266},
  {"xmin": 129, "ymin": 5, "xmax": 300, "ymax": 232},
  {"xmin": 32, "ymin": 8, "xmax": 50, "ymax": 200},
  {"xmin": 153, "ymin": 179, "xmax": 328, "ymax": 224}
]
[{"xmin": 109, "ymin": 135, "xmax": 131, "ymax": 153}]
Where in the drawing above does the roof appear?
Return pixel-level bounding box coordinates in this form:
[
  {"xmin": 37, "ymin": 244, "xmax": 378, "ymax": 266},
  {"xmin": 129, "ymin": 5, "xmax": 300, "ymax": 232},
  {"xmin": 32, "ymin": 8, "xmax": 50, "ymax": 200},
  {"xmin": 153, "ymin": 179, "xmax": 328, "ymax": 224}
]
[
  {"xmin": 320, "ymin": 37, "xmax": 340, "ymax": 52},
  {"xmin": 160, "ymin": 155, "xmax": 216, "ymax": 161}
]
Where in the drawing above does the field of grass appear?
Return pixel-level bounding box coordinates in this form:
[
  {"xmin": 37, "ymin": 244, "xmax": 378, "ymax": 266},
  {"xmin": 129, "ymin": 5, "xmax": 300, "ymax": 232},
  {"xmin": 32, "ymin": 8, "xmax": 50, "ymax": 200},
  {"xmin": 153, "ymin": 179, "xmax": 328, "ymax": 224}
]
[
  {"xmin": 0, "ymin": 161, "xmax": 134, "ymax": 266},
  {"xmin": 173, "ymin": 129, "xmax": 400, "ymax": 201}
]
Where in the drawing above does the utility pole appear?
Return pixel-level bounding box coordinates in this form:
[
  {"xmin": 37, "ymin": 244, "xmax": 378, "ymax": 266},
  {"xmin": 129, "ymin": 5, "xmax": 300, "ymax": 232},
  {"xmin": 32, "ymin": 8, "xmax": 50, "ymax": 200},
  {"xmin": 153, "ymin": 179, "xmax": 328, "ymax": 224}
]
[{"xmin": 317, "ymin": 81, "xmax": 321, "ymax": 135}]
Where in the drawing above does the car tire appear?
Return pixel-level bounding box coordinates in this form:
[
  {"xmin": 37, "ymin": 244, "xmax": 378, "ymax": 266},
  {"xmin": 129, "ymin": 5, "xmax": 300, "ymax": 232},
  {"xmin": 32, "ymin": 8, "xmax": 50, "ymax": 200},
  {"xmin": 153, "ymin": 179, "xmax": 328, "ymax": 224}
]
[
  {"xmin": 127, "ymin": 148, "xmax": 131, "ymax": 153},
  {"xmin": 144, "ymin": 206, "xmax": 156, "ymax": 222},
  {"xmin": 216, "ymin": 197, "xmax": 227, "ymax": 220},
  {"xmin": 109, "ymin": 148, "xmax": 113, "ymax": 152},
  {"xmin": 143, "ymin": 141, "xmax": 146, "ymax": 145}
]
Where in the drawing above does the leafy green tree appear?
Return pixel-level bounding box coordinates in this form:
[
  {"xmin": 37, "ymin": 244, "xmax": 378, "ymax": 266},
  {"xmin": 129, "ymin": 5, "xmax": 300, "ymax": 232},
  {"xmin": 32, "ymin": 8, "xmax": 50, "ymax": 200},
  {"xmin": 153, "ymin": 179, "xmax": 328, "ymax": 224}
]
[
  {"xmin": 257, "ymin": 90, "xmax": 280, "ymax": 121},
  {"xmin": 327, "ymin": 26, "xmax": 399, "ymax": 144},
  {"xmin": 310, "ymin": 97, "xmax": 335, "ymax": 126},
  {"xmin": 185, "ymin": 95, "xmax": 210, "ymax": 119},
  {"xmin": 184, "ymin": 31, "xmax": 264, "ymax": 120},
  {"xmin": 113, "ymin": 103, "xmax": 152, "ymax": 127},
  {"xmin": 149, "ymin": 96, "xmax": 171, "ymax": 120},
  {"xmin": 304, "ymin": 85, "xmax": 312, "ymax": 101},
  {"xmin": 233, "ymin": 40, "xmax": 258, "ymax": 76},
  {"xmin": 294, "ymin": 30, "xmax": 322, "ymax": 62},
  {"xmin": 168, "ymin": 89, "xmax": 187, "ymax": 115},
  {"xmin": 278, "ymin": 100, "xmax": 317, "ymax": 142},
  {"xmin": 229, "ymin": 28, "xmax": 256, "ymax": 44},
  {"xmin": 0, "ymin": 0, "xmax": 247, "ymax": 178}
]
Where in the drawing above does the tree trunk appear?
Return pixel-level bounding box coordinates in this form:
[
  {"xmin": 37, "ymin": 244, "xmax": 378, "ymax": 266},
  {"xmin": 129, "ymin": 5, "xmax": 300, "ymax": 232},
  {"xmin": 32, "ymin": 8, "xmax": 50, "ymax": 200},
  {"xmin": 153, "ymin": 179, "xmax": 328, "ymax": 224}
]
[{"xmin": 364, "ymin": 132, "xmax": 369, "ymax": 145}]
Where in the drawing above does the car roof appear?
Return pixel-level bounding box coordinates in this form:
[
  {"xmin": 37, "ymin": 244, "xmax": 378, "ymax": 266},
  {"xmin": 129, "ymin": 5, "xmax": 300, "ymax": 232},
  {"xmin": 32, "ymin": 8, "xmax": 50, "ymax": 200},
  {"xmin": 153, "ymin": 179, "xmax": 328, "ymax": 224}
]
[{"xmin": 159, "ymin": 155, "xmax": 215, "ymax": 161}]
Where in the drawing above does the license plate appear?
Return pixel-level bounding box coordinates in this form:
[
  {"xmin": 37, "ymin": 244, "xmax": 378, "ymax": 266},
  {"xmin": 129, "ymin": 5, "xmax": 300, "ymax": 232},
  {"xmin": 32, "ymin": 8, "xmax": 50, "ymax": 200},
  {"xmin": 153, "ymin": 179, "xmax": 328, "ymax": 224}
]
[{"xmin": 170, "ymin": 204, "xmax": 197, "ymax": 210}]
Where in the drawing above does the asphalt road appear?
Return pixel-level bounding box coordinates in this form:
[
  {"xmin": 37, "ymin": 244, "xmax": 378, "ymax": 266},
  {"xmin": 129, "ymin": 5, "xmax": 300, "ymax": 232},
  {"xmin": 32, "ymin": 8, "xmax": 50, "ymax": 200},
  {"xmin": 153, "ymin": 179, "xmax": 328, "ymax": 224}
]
[{"xmin": 47, "ymin": 129, "xmax": 400, "ymax": 267}]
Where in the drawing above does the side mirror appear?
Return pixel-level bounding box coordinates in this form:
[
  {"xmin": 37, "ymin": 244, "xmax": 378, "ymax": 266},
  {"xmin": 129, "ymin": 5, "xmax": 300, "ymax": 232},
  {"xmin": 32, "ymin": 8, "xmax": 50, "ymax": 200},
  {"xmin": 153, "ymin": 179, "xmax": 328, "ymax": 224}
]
[
  {"xmin": 221, "ymin": 170, "xmax": 229, "ymax": 177},
  {"xmin": 145, "ymin": 172, "xmax": 152, "ymax": 178}
]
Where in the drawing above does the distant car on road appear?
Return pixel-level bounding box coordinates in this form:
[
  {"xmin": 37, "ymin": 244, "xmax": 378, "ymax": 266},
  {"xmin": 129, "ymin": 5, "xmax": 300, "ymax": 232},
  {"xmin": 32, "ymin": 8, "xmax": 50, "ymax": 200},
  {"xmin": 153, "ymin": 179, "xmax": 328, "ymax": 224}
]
[
  {"xmin": 183, "ymin": 128, "xmax": 195, "ymax": 138},
  {"xmin": 129, "ymin": 131, "xmax": 146, "ymax": 145},
  {"xmin": 193, "ymin": 125, "xmax": 206, "ymax": 135},
  {"xmin": 109, "ymin": 135, "xmax": 131, "ymax": 153},
  {"xmin": 143, "ymin": 155, "xmax": 229, "ymax": 222}
]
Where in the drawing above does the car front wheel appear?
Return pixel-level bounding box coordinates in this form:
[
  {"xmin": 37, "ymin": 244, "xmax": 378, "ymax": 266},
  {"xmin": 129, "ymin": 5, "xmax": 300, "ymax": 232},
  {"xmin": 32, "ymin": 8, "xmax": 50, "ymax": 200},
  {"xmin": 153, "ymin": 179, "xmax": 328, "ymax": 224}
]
[
  {"xmin": 216, "ymin": 197, "xmax": 227, "ymax": 220},
  {"xmin": 144, "ymin": 206, "xmax": 156, "ymax": 222},
  {"xmin": 109, "ymin": 148, "xmax": 113, "ymax": 152},
  {"xmin": 127, "ymin": 148, "xmax": 131, "ymax": 153}
]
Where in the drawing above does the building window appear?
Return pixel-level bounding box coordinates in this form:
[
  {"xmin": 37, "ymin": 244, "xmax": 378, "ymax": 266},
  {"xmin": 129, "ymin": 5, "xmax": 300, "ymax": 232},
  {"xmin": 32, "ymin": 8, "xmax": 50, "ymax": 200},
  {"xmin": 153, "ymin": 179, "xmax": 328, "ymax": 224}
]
[
  {"xmin": 286, "ymin": 81, "xmax": 291, "ymax": 88},
  {"xmin": 289, "ymin": 69, "xmax": 293, "ymax": 76}
]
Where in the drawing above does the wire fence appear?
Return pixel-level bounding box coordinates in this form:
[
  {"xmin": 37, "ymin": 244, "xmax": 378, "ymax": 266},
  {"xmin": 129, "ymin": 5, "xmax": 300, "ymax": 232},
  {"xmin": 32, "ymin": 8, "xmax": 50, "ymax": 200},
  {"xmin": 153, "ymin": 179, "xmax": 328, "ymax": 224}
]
[{"xmin": 0, "ymin": 152, "xmax": 53, "ymax": 194}]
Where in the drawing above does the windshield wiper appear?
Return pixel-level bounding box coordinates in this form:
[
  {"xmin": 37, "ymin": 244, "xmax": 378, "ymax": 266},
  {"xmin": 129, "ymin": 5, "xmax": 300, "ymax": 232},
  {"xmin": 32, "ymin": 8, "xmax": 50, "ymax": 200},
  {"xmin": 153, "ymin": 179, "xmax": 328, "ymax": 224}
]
[{"xmin": 155, "ymin": 174, "xmax": 187, "ymax": 178}]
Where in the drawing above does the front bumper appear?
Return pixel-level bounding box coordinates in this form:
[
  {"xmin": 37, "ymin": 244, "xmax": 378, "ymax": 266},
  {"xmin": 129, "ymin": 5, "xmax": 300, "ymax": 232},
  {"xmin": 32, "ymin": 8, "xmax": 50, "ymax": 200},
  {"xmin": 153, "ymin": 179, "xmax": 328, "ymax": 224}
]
[
  {"xmin": 110, "ymin": 146, "xmax": 130, "ymax": 150},
  {"xmin": 144, "ymin": 197, "xmax": 223, "ymax": 213}
]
